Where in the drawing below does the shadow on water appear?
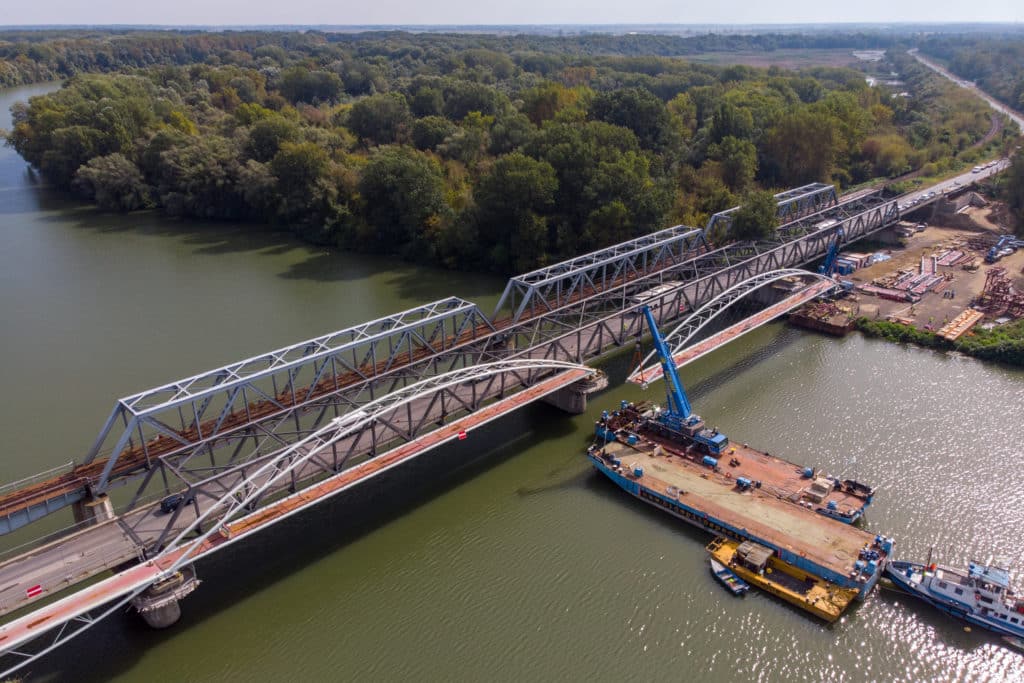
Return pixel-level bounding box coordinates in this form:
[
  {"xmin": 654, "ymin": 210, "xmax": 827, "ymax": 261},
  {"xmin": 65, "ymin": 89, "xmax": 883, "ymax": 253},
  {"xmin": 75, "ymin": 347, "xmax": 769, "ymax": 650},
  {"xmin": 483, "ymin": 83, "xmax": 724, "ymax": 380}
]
[
  {"xmin": 38, "ymin": 203, "xmax": 505, "ymax": 298},
  {"xmin": 27, "ymin": 401, "xmax": 577, "ymax": 682}
]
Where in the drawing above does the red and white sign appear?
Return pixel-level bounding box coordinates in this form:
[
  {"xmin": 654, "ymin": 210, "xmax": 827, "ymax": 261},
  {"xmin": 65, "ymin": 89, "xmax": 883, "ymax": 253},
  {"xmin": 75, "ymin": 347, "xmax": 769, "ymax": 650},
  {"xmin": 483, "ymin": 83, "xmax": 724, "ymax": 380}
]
[
  {"xmin": 26, "ymin": 584, "xmax": 43, "ymax": 599},
  {"xmin": 457, "ymin": 430, "xmax": 468, "ymax": 441}
]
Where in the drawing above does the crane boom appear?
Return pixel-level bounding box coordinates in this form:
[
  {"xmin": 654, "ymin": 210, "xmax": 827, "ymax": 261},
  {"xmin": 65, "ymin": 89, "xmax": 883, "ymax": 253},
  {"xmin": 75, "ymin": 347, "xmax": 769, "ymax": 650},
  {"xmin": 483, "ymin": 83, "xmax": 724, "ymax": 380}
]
[
  {"xmin": 639, "ymin": 305, "xmax": 729, "ymax": 456},
  {"xmin": 641, "ymin": 305, "xmax": 692, "ymax": 418},
  {"xmin": 818, "ymin": 228, "xmax": 845, "ymax": 277}
]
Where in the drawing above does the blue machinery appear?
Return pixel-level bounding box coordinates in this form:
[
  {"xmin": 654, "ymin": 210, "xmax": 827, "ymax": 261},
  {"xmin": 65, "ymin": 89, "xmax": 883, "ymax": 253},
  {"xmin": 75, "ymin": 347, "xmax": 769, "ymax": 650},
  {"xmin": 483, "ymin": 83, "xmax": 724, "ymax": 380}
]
[
  {"xmin": 817, "ymin": 227, "xmax": 845, "ymax": 277},
  {"xmin": 640, "ymin": 306, "xmax": 728, "ymax": 456},
  {"xmin": 985, "ymin": 234, "xmax": 1024, "ymax": 263}
]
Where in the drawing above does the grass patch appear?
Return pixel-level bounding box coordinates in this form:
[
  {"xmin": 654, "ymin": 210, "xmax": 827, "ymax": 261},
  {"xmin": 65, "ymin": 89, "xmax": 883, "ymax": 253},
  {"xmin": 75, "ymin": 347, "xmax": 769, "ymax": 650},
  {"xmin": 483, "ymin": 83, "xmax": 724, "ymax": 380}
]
[{"xmin": 856, "ymin": 317, "xmax": 1024, "ymax": 366}]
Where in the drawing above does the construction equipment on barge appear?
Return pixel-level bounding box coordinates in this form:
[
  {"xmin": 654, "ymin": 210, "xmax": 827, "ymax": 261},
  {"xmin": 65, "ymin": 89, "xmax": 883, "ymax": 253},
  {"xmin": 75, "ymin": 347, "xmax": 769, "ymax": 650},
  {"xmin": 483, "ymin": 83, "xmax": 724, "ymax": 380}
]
[{"xmin": 587, "ymin": 305, "xmax": 890, "ymax": 601}]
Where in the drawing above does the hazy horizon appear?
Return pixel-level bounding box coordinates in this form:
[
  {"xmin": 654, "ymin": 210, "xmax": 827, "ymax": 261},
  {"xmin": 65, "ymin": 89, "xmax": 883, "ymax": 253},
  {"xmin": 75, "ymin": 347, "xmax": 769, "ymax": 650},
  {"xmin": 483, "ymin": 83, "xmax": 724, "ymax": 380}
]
[{"xmin": 2, "ymin": 0, "xmax": 1022, "ymax": 30}]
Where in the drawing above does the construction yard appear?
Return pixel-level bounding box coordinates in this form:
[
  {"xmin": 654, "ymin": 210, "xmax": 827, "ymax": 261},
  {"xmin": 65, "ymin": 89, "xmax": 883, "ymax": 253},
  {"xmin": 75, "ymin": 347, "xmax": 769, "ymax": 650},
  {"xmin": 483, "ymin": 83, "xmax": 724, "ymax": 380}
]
[
  {"xmin": 849, "ymin": 222, "xmax": 1024, "ymax": 332},
  {"xmin": 790, "ymin": 194, "xmax": 1024, "ymax": 364}
]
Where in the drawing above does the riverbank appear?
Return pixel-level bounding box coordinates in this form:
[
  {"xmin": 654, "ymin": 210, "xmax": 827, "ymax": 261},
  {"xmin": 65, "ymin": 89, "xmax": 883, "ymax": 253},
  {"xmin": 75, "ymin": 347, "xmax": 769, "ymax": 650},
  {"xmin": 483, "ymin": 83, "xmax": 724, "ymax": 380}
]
[{"xmin": 856, "ymin": 317, "xmax": 1024, "ymax": 366}]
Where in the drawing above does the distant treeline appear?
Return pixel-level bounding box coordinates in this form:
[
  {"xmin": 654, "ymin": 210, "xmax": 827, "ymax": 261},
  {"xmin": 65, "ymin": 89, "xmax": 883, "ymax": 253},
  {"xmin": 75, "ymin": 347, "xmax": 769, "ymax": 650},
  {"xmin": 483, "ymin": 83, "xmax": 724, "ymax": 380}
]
[
  {"xmin": 0, "ymin": 29, "xmax": 907, "ymax": 88},
  {"xmin": 3, "ymin": 31, "xmax": 1000, "ymax": 274}
]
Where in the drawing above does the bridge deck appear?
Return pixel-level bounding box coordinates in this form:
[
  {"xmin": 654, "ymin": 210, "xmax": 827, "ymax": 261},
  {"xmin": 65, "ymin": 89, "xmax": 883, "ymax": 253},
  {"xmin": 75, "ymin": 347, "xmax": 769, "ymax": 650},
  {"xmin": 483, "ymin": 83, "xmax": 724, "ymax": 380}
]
[
  {"xmin": 629, "ymin": 280, "xmax": 835, "ymax": 384},
  {"xmin": 0, "ymin": 369, "xmax": 589, "ymax": 624}
]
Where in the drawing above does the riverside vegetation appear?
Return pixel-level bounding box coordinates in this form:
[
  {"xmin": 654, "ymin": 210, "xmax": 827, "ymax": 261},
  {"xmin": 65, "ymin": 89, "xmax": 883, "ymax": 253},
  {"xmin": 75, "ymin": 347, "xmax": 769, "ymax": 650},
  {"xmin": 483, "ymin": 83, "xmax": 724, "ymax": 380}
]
[
  {"xmin": 856, "ymin": 318, "xmax": 1024, "ymax": 367},
  {"xmin": 1, "ymin": 30, "xmax": 1006, "ymax": 274}
]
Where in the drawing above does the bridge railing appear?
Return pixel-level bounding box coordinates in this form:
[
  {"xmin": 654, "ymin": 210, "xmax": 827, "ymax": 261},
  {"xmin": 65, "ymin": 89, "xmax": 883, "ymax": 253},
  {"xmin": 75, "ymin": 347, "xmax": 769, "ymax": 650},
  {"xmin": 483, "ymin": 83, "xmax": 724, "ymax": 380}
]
[{"xmin": 0, "ymin": 461, "xmax": 76, "ymax": 500}]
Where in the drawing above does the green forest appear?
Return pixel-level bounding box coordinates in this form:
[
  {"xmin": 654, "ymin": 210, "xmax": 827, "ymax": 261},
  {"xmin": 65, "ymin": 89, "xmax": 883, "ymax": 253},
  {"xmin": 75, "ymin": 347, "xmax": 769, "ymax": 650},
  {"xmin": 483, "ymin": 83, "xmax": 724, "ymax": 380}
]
[{"xmin": 2, "ymin": 30, "xmax": 1000, "ymax": 274}]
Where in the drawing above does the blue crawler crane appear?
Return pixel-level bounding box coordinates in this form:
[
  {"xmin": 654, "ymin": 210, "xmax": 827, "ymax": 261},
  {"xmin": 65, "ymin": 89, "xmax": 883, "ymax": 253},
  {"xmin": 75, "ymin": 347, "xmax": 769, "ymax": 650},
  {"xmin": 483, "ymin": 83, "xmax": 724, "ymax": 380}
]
[
  {"xmin": 817, "ymin": 228, "xmax": 845, "ymax": 277},
  {"xmin": 985, "ymin": 235, "xmax": 1024, "ymax": 263},
  {"xmin": 640, "ymin": 306, "xmax": 729, "ymax": 456}
]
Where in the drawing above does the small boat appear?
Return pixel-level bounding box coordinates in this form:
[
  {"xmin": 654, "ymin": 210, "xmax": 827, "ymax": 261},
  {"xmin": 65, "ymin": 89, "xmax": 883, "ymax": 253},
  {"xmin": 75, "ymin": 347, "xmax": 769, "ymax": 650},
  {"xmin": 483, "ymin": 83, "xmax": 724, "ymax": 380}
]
[
  {"xmin": 886, "ymin": 558, "xmax": 1024, "ymax": 640},
  {"xmin": 710, "ymin": 556, "xmax": 749, "ymax": 595},
  {"xmin": 707, "ymin": 537, "xmax": 858, "ymax": 622},
  {"xmin": 1004, "ymin": 635, "xmax": 1024, "ymax": 651}
]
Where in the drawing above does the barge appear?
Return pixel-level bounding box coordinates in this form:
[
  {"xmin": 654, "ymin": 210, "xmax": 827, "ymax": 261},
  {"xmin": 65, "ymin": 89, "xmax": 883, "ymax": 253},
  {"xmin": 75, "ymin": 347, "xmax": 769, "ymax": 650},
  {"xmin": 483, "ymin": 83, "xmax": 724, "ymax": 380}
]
[
  {"xmin": 707, "ymin": 537, "xmax": 859, "ymax": 621},
  {"xmin": 588, "ymin": 305, "xmax": 890, "ymax": 601}
]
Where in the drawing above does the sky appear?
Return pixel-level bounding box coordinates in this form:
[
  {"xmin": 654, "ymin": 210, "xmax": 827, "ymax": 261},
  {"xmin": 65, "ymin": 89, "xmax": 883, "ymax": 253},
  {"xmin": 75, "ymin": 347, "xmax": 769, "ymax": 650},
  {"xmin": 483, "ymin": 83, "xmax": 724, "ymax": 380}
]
[{"xmin": 2, "ymin": 0, "xmax": 1022, "ymax": 27}]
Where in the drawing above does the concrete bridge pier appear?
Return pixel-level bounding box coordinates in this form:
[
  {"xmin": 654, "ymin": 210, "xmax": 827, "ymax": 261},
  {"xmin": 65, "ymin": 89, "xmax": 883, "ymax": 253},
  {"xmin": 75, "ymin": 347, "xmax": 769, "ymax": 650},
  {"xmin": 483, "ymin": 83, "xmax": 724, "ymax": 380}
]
[
  {"xmin": 131, "ymin": 564, "xmax": 201, "ymax": 629},
  {"xmin": 542, "ymin": 370, "xmax": 608, "ymax": 414},
  {"xmin": 71, "ymin": 494, "xmax": 114, "ymax": 527}
]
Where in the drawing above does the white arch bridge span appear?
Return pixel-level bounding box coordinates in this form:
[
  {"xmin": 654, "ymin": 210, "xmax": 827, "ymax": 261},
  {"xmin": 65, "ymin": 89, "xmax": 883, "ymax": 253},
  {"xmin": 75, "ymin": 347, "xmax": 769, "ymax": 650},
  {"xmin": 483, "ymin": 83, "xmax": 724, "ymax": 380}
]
[{"xmin": 629, "ymin": 269, "xmax": 839, "ymax": 385}]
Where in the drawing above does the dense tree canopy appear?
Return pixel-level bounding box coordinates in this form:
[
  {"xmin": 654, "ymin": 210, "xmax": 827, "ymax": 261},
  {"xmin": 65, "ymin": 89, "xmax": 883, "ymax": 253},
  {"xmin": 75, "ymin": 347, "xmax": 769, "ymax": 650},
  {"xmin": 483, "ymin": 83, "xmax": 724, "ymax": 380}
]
[{"xmin": 3, "ymin": 29, "xmax": 1007, "ymax": 274}]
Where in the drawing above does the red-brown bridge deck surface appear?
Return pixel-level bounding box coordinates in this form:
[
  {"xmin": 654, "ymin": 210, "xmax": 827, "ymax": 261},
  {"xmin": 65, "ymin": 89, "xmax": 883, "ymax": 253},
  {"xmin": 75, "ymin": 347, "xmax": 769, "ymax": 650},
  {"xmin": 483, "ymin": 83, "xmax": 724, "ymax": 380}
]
[
  {"xmin": 601, "ymin": 437, "xmax": 878, "ymax": 576},
  {"xmin": 0, "ymin": 252, "xmax": 696, "ymax": 519},
  {"xmin": 629, "ymin": 280, "xmax": 834, "ymax": 384},
  {"xmin": 0, "ymin": 369, "xmax": 591, "ymax": 653}
]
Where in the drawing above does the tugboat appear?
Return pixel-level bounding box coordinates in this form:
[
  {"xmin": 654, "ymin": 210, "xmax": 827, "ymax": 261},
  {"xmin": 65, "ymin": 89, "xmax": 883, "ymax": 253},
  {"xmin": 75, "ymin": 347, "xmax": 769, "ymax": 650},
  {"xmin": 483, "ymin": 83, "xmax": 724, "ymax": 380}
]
[{"xmin": 886, "ymin": 557, "xmax": 1024, "ymax": 639}]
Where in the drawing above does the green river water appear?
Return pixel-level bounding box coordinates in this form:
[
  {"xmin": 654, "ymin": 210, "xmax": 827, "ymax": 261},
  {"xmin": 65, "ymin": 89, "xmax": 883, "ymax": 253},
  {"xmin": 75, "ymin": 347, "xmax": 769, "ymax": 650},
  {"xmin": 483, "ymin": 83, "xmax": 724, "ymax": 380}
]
[{"xmin": 3, "ymin": 83, "xmax": 1024, "ymax": 682}]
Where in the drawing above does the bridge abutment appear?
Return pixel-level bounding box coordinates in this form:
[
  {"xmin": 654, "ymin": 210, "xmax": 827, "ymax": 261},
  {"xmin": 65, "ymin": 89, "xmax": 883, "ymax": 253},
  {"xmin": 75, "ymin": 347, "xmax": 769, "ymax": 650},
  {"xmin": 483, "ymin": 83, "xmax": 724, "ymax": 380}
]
[
  {"xmin": 132, "ymin": 564, "xmax": 200, "ymax": 629},
  {"xmin": 71, "ymin": 494, "xmax": 114, "ymax": 527},
  {"xmin": 541, "ymin": 370, "xmax": 608, "ymax": 414}
]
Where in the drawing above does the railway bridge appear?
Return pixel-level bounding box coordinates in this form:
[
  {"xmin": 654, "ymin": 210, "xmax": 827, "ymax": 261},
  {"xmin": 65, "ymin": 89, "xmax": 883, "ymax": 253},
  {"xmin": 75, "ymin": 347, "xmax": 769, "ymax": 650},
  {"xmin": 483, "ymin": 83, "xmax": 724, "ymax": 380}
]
[{"xmin": 0, "ymin": 181, "xmax": 923, "ymax": 674}]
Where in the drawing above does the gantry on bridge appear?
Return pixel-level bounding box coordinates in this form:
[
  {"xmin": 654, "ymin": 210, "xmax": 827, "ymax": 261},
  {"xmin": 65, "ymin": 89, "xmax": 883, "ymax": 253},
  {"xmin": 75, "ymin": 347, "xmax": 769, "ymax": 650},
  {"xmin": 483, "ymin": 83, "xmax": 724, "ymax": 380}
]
[{"xmin": 0, "ymin": 182, "xmax": 902, "ymax": 675}]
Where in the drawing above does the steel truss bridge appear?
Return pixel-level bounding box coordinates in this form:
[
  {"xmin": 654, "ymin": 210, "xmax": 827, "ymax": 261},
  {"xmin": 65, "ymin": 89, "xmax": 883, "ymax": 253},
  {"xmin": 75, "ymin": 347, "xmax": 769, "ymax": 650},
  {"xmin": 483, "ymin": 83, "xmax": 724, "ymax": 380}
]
[{"xmin": 0, "ymin": 181, "xmax": 904, "ymax": 675}]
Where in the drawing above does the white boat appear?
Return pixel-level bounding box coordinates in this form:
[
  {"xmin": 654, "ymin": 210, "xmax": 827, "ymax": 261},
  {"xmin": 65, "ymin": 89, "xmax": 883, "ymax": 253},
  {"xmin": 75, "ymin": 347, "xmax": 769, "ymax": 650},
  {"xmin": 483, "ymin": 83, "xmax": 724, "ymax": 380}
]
[{"xmin": 886, "ymin": 559, "xmax": 1024, "ymax": 639}]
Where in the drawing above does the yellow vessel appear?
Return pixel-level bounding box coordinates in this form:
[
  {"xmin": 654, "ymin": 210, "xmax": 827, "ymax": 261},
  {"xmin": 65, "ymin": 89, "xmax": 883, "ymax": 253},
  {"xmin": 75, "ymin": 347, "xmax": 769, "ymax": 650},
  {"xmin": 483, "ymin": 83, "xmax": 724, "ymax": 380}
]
[{"xmin": 706, "ymin": 537, "xmax": 858, "ymax": 622}]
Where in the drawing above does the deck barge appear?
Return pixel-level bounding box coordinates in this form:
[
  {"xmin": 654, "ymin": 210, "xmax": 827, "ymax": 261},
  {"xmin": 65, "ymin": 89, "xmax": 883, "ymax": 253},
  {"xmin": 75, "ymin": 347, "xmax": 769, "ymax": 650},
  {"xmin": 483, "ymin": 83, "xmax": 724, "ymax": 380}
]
[{"xmin": 588, "ymin": 410, "xmax": 889, "ymax": 600}]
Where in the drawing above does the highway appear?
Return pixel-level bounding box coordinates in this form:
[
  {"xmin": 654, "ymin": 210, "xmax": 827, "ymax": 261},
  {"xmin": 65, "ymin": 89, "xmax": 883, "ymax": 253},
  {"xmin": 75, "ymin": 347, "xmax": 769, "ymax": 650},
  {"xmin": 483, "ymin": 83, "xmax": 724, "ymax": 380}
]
[
  {"xmin": 910, "ymin": 49, "xmax": 1024, "ymax": 132},
  {"xmin": 896, "ymin": 158, "xmax": 1011, "ymax": 213}
]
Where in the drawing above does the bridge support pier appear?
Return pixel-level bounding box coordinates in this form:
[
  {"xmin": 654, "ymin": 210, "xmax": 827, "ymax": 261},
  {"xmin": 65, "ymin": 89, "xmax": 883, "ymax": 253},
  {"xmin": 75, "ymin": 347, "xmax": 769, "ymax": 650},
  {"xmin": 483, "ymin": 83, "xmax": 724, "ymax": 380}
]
[
  {"xmin": 132, "ymin": 564, "xmax": 200, "ymax": 629},
  {"xmin": 541, "ymin": 370, "xmax": 608, "ymax": 414},
  {"xmin": 71, "ymin": 494, "xmax": 114, "ymax": 527}
]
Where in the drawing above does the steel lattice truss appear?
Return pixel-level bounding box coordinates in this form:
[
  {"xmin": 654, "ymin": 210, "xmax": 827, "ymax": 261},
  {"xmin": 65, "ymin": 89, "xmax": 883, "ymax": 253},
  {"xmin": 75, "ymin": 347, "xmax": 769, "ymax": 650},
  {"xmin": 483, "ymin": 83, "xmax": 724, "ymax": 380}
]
[
  {"xmin": 0, "ymin": 189, "xmax": 898, "ymax": 538},
  {"xmin": 0, "ymin": 360, "xmax": 593, "ymax": 679},
  {"xmin": 631, "ymin": 269, "xmax": 838, "ymax": 377},
  {"xmin": 0, "ymin": 360, "xmax": 593, "ymax": 680},
  {"xmin": 494, "ymin": 193, "xmax": 899, "ymax": 373},
  {"xmin": 705, "ymin": 183, "xmax": 838, "ymax": 234},
  {"xmin": 493, "ymin": 225, "xmax": 709, "ymax": 325},
  {"xmin": 79, "ymin": 296, "xmax": 495, "ymax": 493}
]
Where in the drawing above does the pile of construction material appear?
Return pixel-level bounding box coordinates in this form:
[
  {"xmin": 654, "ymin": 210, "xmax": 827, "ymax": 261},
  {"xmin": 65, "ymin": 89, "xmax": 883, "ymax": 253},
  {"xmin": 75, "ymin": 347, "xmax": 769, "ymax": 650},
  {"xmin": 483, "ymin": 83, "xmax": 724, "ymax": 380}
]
[
  {"xmin": 935, "ymin": 249, "xmax": 974, "ymax": 267},
  {"xmin": 977, "ymin": 267, "xmax": 1024, "ymax": 318},
  {"xmin": 937, "ymin": 308, "xmax": 984, "ymax": 341},
  {"xmin": 834, "ymin": 251, "xmax": 891, "ymax": 275}
]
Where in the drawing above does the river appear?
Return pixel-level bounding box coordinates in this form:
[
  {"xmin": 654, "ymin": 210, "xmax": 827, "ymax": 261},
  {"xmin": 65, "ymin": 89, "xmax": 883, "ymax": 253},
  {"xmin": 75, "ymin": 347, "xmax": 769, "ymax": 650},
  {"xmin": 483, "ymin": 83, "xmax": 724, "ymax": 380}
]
[{"xmin": 3, "ymin": 83, "xmax": 1024, "ymax": 682}]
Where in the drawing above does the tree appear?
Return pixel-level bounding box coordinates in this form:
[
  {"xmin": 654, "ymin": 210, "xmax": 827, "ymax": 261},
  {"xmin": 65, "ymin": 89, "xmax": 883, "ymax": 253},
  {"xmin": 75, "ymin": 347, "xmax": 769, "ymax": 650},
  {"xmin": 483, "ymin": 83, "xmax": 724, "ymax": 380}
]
[
  {"xmin": 270, "ymin": 141, "xmax": 330, "ymax": 198},
  {"xmin": 521, "ymin": 82, "xmax": 578, "ymax": 125},
  {"xmin": 73, "ymin": 153, "xmax": 152, "ymax": 211},
  {"xmin": 412, "ymin": 116, "xmax": 456, "ymax": 151},
  {"xmin": 474, "ymin": 152, "xmax": 557, "ymax": 272},
  {"xmin": 1005, "ymin": 154, "xmax": 1024, "ymax": 235},
  {"xmin": 590, "ymin": 87, "xmax": 672, "ymax": 150},
  {"xmin": 358, "ymin": 148, "xmax": 449, "ymax": 257},
  {"xmin": 346, "ymin": 93, "xmax": 412, "ymax": 146},
  {"xmin": 246, "ymin": 116, "xmax": 301, "ymax": 162},
  {"xmin": 761, "ymin": 109, "xmax": 838, "ymax": 186},
  {"xmin": 277, "ymin": 67, "xmax": 343, "ymax": 104},
  {"xmin": 410, "ymin": 86, "xmax": 444, "ymax": 118},
  {"xmin": 708, "ymin": 136, "xmax": 757, "ymax": 191},
  {"xmin": 729, "ymin": 190, "xmax": 778, "ymax": 241}
]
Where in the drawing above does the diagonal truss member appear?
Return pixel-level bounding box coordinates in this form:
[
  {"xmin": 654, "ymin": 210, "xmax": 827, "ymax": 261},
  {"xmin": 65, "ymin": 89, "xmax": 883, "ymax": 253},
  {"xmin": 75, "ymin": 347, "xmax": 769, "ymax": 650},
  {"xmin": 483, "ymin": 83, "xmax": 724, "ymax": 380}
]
[
  {"xmin": 630, "ymin": 269, "xmax": 838, "ymax": 379},
  {"xmin": 83, "ymin": 297, "xmax": 494, "ymax": 493},
  {"xmin": 0, "ymin": 359, "xmax": 592, "ymax": 679}
]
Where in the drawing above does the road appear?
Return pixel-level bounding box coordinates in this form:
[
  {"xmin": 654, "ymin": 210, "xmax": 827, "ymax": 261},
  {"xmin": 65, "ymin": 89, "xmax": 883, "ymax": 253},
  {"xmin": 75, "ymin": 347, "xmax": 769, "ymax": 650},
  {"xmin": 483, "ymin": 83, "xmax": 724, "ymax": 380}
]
[
  {"xmin": 895, "ymin": 158, "xmax": 1011, "ymax": 213},
  {"xmin": 910, "ymin": 48, "xmax": 1024, "ymax": 132}
]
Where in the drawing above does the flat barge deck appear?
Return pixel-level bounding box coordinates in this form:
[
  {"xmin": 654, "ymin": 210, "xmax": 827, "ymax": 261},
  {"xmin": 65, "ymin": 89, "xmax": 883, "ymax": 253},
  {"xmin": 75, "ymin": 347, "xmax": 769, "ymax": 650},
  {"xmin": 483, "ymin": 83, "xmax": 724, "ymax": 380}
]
[{"xmin": 588, "ymin": 420, "xmax": 889, "ymax": 600}]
